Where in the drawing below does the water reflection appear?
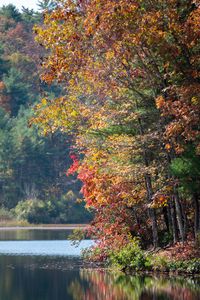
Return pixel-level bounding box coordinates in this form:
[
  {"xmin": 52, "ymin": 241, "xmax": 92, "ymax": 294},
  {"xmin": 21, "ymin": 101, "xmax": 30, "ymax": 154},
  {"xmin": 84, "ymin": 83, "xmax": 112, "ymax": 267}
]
[
  {"xmin": 0, "ymin": 255, "xmax": 82, "ymax": 300},
  {"xmin": 0, "ymin": 229, "xmax": 73, "ymax": 240},
  {"xmin": 0, "ymin": 229, "xmax": 199, "ymax": 300},
  {"xmin": 69, "ymin": 270, "xmax": 200, "ymax": 300},
  {"xmin": 0, "ymin": 255, "xmax": 199, "ymax": 300}
]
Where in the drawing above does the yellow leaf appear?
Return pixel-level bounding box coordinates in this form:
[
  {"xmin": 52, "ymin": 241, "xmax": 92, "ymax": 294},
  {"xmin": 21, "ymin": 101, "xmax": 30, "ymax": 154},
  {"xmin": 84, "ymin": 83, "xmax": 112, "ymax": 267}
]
[
  {"xmin": 41, "ymin": 98, "xmax": 47, "ymax": 106},
  {"xmin": 71, "ymin": 110, "xmax": 78, "ymax": 117}
]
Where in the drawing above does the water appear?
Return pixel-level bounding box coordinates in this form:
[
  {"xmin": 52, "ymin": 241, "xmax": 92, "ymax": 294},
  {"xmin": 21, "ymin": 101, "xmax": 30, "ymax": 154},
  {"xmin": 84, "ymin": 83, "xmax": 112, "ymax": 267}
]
[{"xmin": 0, "ymin": 229, "xmax": 199, "ymax": 300}]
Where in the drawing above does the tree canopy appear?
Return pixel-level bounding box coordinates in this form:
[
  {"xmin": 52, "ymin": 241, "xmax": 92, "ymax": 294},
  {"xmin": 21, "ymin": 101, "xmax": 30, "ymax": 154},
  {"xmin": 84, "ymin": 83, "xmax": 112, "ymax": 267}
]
[
  {"xmin": 0, "ymin": 3, "xmax": 91, "ymax": 224},
  {"xmin": 33, "ymin": 0, "xmax": 200, "ymax": 257}
]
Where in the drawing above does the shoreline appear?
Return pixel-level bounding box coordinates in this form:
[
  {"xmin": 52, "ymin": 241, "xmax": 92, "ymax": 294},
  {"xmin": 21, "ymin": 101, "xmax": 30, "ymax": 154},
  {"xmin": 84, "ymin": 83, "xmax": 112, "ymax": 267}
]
[
  {"xmin": 124, "ymin": 269, "xmax": 200, "ymax": 278},
  {"xmin": 0, "ymin": 224, "xmax": 88, "ymax": 230}
]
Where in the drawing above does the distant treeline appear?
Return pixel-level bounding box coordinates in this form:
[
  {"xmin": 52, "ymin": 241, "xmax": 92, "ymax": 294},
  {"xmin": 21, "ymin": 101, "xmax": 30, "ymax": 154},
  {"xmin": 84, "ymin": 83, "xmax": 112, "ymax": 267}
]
[{"xmin": 0, "ymin": 3, "xmax": 92, "ymax": 224}]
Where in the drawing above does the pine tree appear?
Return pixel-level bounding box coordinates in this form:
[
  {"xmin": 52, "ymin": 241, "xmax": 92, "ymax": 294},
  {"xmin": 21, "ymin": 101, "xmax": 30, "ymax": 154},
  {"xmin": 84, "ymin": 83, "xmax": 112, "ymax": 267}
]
[{"xmin": 37, "ymin": 0, "xmax": 56, "ymax": 12}]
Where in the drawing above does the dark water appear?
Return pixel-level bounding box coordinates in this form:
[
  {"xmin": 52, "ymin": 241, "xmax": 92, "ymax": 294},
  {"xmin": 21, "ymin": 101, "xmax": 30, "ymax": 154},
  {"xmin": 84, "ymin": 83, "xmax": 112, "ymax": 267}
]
[
  {"xmin": 0, "ymin": 228, "xmax": 73, "ymax": 241},
  {"xmin": 0, "ymin": 229, "xmax": 199, "ymax": 300}
]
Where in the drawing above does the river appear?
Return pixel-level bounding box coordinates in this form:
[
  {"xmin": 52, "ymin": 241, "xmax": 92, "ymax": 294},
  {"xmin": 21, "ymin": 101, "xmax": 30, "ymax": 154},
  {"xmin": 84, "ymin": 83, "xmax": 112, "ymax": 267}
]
[{"xmin": 0, "ymin": 228, "xmax": 199, "ymax": 299}]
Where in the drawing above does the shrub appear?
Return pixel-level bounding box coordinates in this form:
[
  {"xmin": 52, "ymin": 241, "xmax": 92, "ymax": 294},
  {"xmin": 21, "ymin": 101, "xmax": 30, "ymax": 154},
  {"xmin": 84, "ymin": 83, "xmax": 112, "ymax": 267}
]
[
  {"xmin": 14, "ymin": 191, "xmax": 92, "ymax": 224},
  {"xmin": 109, "ymin": 238, "xmax": 152, "ymax": 271},
  {"xmin": 151, "ymin": 255, "xmax": 169, "ymax": 272},
  {"xmin": 167, "ymin": 259, "xmax": 200, "ymax": 274},
  {"xmin": 151, "ymin": 255, "xmax": 200, "ymax": 274},
  {"xmin": 0, "ymin": 207, "xmax": 14, "ymax": 222},
  {"xmin": 14, "ymin": 199, "xmax": 50, "ymax": 224},
  {"xmin": 109, "ymin": 240, "xmax": 200, "ymax": 274}
]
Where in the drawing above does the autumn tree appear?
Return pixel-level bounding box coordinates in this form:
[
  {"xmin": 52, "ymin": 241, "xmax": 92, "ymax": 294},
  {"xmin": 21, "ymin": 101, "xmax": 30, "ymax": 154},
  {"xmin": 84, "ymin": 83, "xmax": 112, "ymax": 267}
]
[{"xmin": 33, "ymin": 0, "xmax": 200, "ymax": 254}]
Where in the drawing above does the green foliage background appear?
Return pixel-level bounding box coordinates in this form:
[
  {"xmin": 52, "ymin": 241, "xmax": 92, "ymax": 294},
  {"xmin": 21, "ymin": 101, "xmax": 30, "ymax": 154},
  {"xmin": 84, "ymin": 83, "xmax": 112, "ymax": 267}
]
[{"xmin": 0, "ymin": 3, "xmax": 91, "ymax": 224}]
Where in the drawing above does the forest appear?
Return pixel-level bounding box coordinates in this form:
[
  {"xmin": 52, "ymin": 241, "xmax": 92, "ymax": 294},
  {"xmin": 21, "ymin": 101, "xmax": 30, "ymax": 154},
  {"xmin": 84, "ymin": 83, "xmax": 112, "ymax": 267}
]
[
  {"xmin": 0, "ymin": 2, "xmax": 91, "ymax": 224},
  {"xmin": 0, "ymin": 0, "xmax": 199, "ymax": 269},
  {"xmin": 32, "ymin": 0, "xmax": 200, "ymax": 264}
]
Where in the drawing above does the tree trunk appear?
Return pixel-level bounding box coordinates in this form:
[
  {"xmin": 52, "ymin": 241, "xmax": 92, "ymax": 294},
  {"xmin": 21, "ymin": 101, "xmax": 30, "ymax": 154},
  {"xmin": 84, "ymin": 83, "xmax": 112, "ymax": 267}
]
[
  {"xmin": 145, "ymin": 174, "xmax": 159, "ymax": 249},
  {"xmin": 193, "ymin": 193, "xmax": 200, "ymax": 240},
  {"xmin": 169, "ymin": 199, "xmax": 179, "ymax": 243},
  {"xmin": 136, "ymin": 113, "xmax": 159, "ymax": 248},
  {"xmin": 174, "ymin": 191, "xmax": 186, "ymax": 242},
  {"xmin": 163, "ymin": 206, "xmax": 170, "ymax": 232},
  {"xmin": 180, "ymin": 199, "xmax": 187, "ymax": 240}
]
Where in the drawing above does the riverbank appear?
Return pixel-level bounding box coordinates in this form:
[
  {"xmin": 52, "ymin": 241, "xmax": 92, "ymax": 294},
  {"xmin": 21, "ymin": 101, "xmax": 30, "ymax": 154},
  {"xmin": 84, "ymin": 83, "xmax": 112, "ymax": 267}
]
[
  {"xmin": 0, "ymin": 223, "xmax": 88, "ymax": 230},
  {"xmin": 1, "ymin": 224, "xmax": 199, "ymax": 275},
  {"xmin": 123, "ymin": 258, "xmax": 200, "ymax": 276},
  {"xmin": 107, "ymin": 239, "xmax": 200, "ymax": 276}
]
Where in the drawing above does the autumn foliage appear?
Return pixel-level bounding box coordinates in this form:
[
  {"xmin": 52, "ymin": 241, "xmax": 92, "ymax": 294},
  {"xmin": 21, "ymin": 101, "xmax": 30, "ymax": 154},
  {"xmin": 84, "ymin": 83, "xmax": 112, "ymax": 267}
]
[{"xmin": 33, "ymin": 0, "xmax": 200, "ymax": 258}]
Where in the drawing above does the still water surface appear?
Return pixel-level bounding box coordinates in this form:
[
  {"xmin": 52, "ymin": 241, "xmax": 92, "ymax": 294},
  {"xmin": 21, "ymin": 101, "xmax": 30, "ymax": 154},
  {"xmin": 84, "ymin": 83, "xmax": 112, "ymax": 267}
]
[{"xmin": 0, "ymin": 229, "xmax": 199, "ymax": 300}]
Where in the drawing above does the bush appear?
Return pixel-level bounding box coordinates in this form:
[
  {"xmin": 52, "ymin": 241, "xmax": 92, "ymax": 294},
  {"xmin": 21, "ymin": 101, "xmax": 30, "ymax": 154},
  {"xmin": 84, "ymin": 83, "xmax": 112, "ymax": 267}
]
[
  {"xmin": 109, "ymin": 239, "xmax": 200, "ymax": 274},
  {"xmin": 151, "ymin": 255, "xmax": 169, "ymax": 272},
  {"xmin": 14, "ymin": 199, "xmax": 49, "ymax": 223},
  {"xmin": 14, "ymin": 191, "xmax": 92, "ymax": 224},
  {"xmin": 151, "ymin": 255, "xmax": 200, "ymax": 274},
  {"xmin": 109, "ymin": 238, "xmax": 152, "ymax": 271},
  {"xmin": 0, "ymin": 207, "xmax": 14, "ymax": 222},
  {"xmin": 167, "ymin": 259, "xmax": 200, "ymax": 274}
]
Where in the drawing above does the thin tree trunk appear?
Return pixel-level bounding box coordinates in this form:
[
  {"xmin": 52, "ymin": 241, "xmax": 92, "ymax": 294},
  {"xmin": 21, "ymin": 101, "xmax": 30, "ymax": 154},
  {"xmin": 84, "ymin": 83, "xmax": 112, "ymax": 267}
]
[
  {"xmin": 174, "ymin": 191, "xmax": 186, "ymax": 242},
  {"xmin": 145, "ymin": 174, "xmax": 159, "ymax": 249},
  {"xmin": 180, "ymin": 199, "xmax": 187, "ymax": 240},
  {"xmin": 135, "ymin": 104, "xmax": 159, "ymax": 248},
  {"xmin": 165, "ymin": 153, "xmax": 180, "ymax": 244},
  {"xmin": 169, "ymin": 199, "xmax": 179, "ymax": 243},
  {"xmin": 193, "ymin": 193, "xmax": 200, "ymax": 240},
  {"xmin": 163, "ymin": 206, "xmax": 170, "ymax": 233}
]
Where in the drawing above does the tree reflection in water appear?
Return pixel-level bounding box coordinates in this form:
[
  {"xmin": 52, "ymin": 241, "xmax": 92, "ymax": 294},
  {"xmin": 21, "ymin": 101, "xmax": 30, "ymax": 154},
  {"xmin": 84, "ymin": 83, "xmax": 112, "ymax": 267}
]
[
  {"xmin": 68, "ymin": 270, "xmax": 200, "ymax": 300},
  {"xmin": 0, "ymin": 255, "xmax": 199, "ymax": 299}
]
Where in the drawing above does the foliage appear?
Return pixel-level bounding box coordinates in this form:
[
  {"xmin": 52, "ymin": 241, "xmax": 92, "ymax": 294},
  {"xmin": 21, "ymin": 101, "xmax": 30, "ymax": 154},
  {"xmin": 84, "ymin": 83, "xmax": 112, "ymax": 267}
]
[
  {"xmin": 170, "ymin": 146, "xmax": 200, "ymax": 193},
  {"xmin": 37, "ymin": 0, "xmax": 57, "ymax": 12},
  {"xmin": 3, "ymin": 67, "xmax": 31, "ymax": 116},
  {"xmin": 109, "ymin": 238, "xmax": 151, "ymax": 271},
  {"xmin": 167, "ymin": 259, "xmax": 200, "ymax": 274},
  {"xmin": 0, "ymin": 5, "xmax": 21, "ymax": 22},
  {"xmin": 0, "ymin": 207, "xmax": 14, "ymax": 222},
  {"xmin": 0, "ymin": 4, "xmax": 91, "ymax": 224},
  {"xmin": 109, "ymin": 245, "xmax": 200, "ymax": 274},
  {"xmin": 68, "ymin": 228, "xmax": 87, "ymax": 246},
  {"xmin": 30, "ymin": 0, "xmax": 200, "ymax": 257},
  {"xmin": 151, "ymin": 255, "xmax": 200, "ymax": 274},
  {"xmin": 14, "ymin": 198, "xmax": 49, "ymax": 224},
  {"xmin": 14, "ymin": 191, "xmax": 92, "ymax": 224}
]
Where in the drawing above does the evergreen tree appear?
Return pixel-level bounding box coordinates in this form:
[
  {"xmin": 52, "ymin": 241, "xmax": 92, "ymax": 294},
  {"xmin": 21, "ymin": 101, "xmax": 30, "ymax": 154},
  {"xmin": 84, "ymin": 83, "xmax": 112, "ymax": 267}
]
[
  {"xmin": 3, "ymin": 68, "xmax": 30, "ymax": 116},
  {"xmin": 0, "ymin": 4, "xmax": 21, "ymax": 22},
  {"xmin": 0, "ymin": 3, "xmax": 91, "ymax": 223},
  {"xmin": 37, "ymin": 0, "xmax": 56, "ymax": 12}
]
